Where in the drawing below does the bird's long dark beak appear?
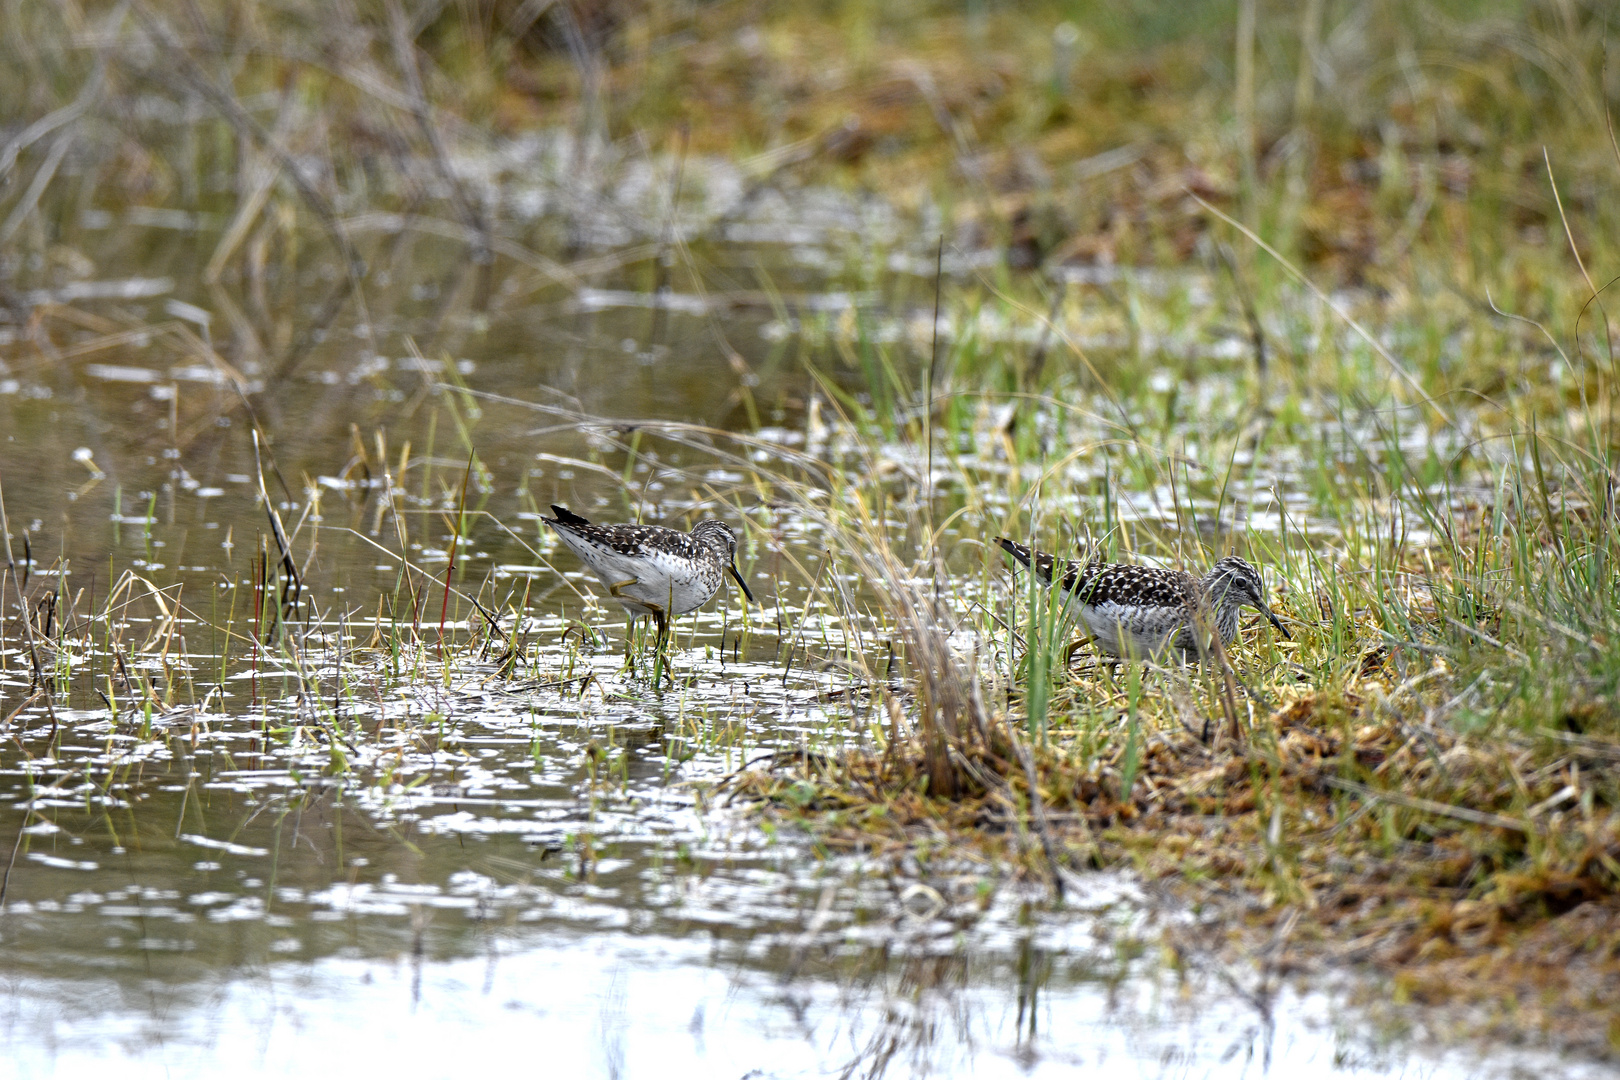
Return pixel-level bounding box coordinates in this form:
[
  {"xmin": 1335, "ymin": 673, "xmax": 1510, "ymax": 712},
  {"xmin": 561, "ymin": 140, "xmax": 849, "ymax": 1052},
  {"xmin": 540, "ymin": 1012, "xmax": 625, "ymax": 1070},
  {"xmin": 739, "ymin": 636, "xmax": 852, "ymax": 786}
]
[
  {"xmin": 729, "ymin": 560, "xmax": 755, "ymax": 605},
  {"xmin": 1262, "ymin": 606, "xmax": 1290, "ymax": 639}
]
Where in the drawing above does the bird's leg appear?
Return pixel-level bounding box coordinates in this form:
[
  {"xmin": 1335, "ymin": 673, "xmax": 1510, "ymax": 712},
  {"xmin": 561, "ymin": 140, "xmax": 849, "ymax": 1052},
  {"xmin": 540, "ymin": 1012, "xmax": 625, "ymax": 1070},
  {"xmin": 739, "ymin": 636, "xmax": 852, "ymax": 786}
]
[
  {"xmin": 651, "ymin": 608, "xmax": 670, "ymax": 686},
  {"xmin": 608, "ymin": 578, "xmax": 641, "ymax": 659},
  {"xmin": 1063, "ymin": 632, "xmax": 1098, "ymax": 667}
]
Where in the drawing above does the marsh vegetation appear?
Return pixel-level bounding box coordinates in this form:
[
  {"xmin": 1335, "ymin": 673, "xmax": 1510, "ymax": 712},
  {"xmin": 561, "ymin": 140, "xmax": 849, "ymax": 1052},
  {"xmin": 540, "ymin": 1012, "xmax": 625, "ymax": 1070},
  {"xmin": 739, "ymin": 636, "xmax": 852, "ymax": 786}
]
[{"xmin": 2, "ymin": 0, "xmax": 1619, "ymax": 1075}]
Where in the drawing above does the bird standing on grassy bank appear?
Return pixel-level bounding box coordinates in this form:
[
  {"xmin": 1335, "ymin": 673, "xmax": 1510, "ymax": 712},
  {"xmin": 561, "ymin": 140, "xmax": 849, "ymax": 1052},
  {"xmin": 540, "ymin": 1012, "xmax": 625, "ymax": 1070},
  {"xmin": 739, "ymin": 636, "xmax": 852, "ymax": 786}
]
[
  {"xmin": 542, "ymin": 505, "xmax": 754, "ymax": 648},
  {"xmin": 994, "ymin": 538, "xmax": 1288, "ymax": 661}
]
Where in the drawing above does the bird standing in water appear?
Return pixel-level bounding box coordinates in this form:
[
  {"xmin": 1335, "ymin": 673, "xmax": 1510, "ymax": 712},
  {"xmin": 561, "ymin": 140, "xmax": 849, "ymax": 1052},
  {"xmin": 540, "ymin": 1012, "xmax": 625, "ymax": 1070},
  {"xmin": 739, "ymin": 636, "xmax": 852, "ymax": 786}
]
[{"xmin": 543, "ymin": 505, "xmax": 753, "ymax": 651}]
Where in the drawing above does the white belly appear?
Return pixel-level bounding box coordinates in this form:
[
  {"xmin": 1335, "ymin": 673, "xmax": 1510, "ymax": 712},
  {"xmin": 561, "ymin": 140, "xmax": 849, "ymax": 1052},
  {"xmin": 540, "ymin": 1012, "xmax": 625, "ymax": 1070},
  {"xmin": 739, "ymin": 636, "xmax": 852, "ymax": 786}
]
[
  {"xmin": 578, "ymin": 547, "xmax": 718, "ymax": 617},
  {"xmin": 1079, "ymin": 602, "xmax": 1182, "ymax": 659}
]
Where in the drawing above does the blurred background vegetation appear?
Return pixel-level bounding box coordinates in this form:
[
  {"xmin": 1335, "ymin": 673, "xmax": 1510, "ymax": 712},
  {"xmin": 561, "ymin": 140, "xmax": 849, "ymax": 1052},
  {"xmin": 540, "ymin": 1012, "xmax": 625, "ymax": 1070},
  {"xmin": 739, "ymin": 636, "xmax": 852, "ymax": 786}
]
[{"xmin": 3, "ymin": 0, "xmax": 1614, "ymax": 302}]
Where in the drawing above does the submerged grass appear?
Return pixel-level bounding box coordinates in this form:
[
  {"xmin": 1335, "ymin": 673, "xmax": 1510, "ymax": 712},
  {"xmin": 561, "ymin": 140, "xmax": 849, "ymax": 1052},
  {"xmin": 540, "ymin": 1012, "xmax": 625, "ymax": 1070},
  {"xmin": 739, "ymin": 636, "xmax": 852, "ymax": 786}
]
[{"xmin": 4, "ymin": 0, "xmax": 1620, "ymax": 1062}]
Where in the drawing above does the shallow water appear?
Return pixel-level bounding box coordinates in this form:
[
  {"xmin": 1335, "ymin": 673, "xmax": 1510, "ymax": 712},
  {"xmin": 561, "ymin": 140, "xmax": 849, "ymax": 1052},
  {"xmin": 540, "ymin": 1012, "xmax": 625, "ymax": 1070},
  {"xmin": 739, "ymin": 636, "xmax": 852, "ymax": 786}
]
[
  {"xmin": 1, "ymin": 660, "xmax": 1583, "ymax": 1080},
  {"xmin": 0, "ymin": 140, "xmax": 1598, "ymax": 1079}
]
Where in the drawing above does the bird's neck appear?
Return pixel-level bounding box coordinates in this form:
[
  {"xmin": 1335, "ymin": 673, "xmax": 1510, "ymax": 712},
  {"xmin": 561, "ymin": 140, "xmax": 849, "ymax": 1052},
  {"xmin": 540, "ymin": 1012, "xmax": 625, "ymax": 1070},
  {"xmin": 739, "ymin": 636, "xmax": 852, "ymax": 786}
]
[{"xmin": 1199, "ymin": 572, "xmax": 1244, "ymax": 644}]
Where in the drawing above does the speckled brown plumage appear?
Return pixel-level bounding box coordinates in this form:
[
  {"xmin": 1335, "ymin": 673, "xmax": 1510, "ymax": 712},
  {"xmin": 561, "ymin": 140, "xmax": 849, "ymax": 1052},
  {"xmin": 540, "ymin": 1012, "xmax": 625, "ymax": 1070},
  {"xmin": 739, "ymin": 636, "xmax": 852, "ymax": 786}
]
[
  {"xmin": 543, "ymin": 505, "xmax": 753, "ymax": 644},
  {"xmin": 994, "ymin": 537, "xmax": 1288, "ymax": 660}
]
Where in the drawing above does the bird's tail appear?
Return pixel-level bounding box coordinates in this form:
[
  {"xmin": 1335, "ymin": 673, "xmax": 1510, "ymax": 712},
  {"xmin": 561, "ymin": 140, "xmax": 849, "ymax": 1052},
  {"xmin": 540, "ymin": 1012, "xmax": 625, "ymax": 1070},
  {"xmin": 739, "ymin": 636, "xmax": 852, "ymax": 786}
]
[
  {"xmin": 994, "ymin": 537, "xmax": 1058, "ymax": 585},
  {"xmin": 548, "ymin": 504, "xmax": 592, "ymax": 526}
]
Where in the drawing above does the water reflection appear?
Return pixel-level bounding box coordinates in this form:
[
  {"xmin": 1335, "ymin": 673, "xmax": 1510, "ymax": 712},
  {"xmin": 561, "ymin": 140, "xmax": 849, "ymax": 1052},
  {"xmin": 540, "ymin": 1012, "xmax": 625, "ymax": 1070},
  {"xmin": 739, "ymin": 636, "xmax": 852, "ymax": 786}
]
[
  {"xmin": 9, "ymin": 913, "xmax": 1582, "ymax": 1078},
  {"xmin": 2, "ymin": 620, "xmax": 1549, "ymax": 1077}
]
